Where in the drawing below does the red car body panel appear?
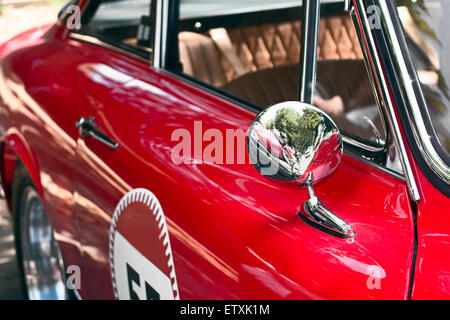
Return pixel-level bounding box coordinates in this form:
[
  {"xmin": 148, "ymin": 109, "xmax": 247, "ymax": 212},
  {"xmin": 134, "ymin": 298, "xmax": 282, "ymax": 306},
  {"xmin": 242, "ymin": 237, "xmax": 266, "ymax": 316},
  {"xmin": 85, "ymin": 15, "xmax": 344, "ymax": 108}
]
[
  {"xmin": 408, "ymin": 152, "xmax": 450, "ymax": 299},
  {"xmin": 0, "ymin": 6, "xmax": 447, "ymax": 299}
]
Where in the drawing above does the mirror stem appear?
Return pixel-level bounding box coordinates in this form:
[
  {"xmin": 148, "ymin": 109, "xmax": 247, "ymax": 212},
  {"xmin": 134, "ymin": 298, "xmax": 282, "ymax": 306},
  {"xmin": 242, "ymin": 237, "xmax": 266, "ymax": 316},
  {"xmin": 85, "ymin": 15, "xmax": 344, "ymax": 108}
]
[
  {"xmin": 305, "ymin": 172, "xmax": 318, "ymax": 208},
  {"xmin": 300, "ymin": 173, "xmax": 356, "ymax": 238}
]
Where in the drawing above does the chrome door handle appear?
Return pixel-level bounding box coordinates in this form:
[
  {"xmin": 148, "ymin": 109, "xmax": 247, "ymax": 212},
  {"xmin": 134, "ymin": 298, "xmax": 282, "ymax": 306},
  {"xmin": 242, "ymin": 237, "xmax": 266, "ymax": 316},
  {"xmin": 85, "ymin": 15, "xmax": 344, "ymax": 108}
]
[{"xmin": 76, "ymin": 116, "xmax": 119, "ymax": 150}]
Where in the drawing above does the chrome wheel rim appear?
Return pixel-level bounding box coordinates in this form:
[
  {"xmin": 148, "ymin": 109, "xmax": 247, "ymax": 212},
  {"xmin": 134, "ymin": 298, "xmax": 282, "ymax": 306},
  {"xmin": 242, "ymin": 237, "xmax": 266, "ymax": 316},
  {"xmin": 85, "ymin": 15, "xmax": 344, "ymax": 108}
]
[{"xmin": 20, "ymin": 187, "xmax": 68, "ymax": 300}]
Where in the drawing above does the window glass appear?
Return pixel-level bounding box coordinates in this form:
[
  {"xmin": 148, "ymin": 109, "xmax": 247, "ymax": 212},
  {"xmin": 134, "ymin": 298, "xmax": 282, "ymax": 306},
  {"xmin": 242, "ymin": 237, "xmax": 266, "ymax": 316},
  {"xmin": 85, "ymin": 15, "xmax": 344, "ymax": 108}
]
[
  {"xmin": 77, "ymin": 0, "xmax": 155, "ymax": 60},
  {"xmin": 177, "ymin": 0, "xmax": 303, "ymax": 106},
  {"xmin": 314, "ymin": 4, "xmax": 386, "ymax": 145},
  {"xmin": 176, "ymin": 1, "xmax": 386, "ymax": 147},
  {"xmin": 396, "ymin": 0, "xmax": 450, "ymax": 159}
]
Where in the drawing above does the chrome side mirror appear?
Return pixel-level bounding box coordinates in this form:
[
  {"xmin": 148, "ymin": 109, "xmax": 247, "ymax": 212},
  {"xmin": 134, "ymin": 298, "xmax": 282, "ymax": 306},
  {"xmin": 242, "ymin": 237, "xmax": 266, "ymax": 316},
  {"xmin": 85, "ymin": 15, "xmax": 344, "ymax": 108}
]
[{"xmin": 247, "ymin": 101, "xmax": 355, "ymax": 238}]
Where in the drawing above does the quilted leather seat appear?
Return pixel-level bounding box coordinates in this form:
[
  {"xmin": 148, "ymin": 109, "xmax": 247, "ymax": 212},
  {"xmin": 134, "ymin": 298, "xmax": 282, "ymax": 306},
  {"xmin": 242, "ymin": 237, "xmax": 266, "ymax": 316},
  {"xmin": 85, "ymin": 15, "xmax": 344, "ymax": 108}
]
[
  {"xmin": 179, "ymin": 15, "xmax": 364, "ymax": 85},
  {"xmin": 223, "ymin": 16, "xmax": 363, "ymax": 81},
  {"xmin": 179, "ymin": 31, "xmax": 227, "ymax": 87}
]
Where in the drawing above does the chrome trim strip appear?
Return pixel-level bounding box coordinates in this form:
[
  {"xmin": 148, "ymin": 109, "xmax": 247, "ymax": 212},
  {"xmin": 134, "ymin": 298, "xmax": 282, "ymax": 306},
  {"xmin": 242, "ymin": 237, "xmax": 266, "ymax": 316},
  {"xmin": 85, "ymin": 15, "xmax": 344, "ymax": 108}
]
[
  {"xmin": 160, "ymin": 0, "xmax": 169, "ymax": 68},
  {"xmin": 350, "ymin": 7, "xmax": 389, "ymax": 153},
  {"xmin": 299, "ymin": 0, "xmax": 320, "ymax": 104},
  {"xmin": 376, "ymin": 0, "xmax": 450, "ymax": 184},
  {"xmin": 69, "ymin": 33, "xmax": 149, "ymax": 63},
  {"xmin": 344, "ymin": 0, "xmax": 352, "ymax": 12},
  {"xmin": 153, "ymin": 0, "xmax": 163, "ymax": 68},
  {"xmin": 353, "ymin": 0, "xmax": 420, "ymax": 201},
  {"xmin": 342, "ymin": 135, "xmax": 383, "ymax": 153}
]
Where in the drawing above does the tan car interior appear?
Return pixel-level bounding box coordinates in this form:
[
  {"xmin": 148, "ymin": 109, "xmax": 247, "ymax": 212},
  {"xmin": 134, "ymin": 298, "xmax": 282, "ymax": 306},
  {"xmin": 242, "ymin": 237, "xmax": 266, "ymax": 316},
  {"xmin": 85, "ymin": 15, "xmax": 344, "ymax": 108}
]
[{"xmin": 178, "ymin": 13, "xmax": 384, "ymax": 142}]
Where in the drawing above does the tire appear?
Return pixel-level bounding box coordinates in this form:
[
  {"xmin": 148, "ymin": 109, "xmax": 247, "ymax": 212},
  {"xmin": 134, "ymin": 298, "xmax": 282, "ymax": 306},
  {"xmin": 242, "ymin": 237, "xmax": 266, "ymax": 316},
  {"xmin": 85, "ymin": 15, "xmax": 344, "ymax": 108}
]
[{"xmin": 12, "ymin": 161, "xmax": 70, "ymax": 300}]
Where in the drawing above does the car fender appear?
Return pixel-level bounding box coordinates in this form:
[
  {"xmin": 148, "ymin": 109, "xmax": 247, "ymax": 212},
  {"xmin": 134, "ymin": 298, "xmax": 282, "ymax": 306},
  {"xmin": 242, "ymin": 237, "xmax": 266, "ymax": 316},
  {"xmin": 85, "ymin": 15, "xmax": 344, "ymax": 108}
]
[{"xmin": 1, "ymin": 129, "xmax": 44, "ymax": 207}]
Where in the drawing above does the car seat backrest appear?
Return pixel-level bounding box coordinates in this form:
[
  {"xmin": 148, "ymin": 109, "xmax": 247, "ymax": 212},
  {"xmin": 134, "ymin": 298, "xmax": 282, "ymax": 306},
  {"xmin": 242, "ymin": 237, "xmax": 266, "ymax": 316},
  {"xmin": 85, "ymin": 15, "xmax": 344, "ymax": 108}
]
[
  {"xmin": 178, "ymin": 14, "xmax": 364, "ymax": 86},
  {"xmin": 178, "ymin": 31, "xmax": 228, "ymax": 87}
]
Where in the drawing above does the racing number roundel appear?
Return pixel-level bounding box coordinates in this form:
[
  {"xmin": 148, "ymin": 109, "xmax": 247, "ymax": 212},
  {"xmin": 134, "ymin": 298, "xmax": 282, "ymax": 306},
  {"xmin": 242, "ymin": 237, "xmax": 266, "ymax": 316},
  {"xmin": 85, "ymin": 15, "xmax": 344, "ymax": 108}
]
[{"xmin": 109, "ymin": 188, "xmax": 179, "ymax": 300}]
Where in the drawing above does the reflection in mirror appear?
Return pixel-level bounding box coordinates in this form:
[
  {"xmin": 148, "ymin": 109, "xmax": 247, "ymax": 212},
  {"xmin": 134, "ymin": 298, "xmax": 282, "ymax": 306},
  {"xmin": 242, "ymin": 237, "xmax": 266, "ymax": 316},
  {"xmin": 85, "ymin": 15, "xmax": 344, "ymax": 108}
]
[
  {"xmin": 247, "ymin": 101, "xmax": 355, "ymax": 238},
  {"xmin": 248, "ymin": 101, "xmax": 343, "ymax": 185}
]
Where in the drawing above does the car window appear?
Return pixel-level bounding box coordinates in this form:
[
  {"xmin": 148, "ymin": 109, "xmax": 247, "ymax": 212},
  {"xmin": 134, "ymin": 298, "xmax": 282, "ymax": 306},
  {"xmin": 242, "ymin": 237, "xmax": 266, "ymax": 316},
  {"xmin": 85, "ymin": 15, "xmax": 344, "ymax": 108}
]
[
  {"xmin": 176, "ymin": 0, "xmax": 304, "ymax": 106},
  {"xmin": 76, "ymin": 0, "xmax": 156, "ymax": 60},
  {"xmin": 174, "ymin": 0, "xmax": 386, "ymax": 147},
  {"xmin": 313, "ymin": 3, "xmax": 386, "ymax": 146},
  {"xmin": 396, "ymin": 0, "xmax": 450, "ymax": 162}
]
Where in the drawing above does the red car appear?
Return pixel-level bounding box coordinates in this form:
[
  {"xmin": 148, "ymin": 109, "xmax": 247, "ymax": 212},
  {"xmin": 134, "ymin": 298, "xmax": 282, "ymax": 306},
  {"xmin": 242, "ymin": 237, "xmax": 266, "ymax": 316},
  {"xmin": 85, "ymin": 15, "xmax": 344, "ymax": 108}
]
[{"xmin": 0, "ymin": 0, "xmax": 448, "ymax": 300}]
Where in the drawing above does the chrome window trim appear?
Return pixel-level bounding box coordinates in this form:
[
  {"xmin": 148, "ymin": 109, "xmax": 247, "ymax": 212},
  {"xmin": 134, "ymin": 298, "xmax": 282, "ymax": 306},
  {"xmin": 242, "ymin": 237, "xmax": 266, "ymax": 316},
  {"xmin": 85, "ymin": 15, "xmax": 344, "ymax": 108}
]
[
  {"xmin": 344, "ymin": 0, "xmax": 352, "ymax": 12},
  {"xmin": 353, "ymin": 0, "xmax": 420, "ymax": 201},
  {"xmin": 153, "ymin": 0, "xmax": 164, "ymax": 69},
  {"xmin": 160, "ymin": 0, "xmax": 169, "ymax": 69},
  {"xmin": 342, "ymin": 135, "xmax": 384, "ymax": 153},
  {"xmin": 348, "ymin": 6, "xmax": 389, "ymax": 155},
  {"xmin": 299, "ymin": 0, "xmax": 320, "ymax": 104},
  {"xmin": 375, "ymin": 0, "xmax": 450, "ymax": 185}
]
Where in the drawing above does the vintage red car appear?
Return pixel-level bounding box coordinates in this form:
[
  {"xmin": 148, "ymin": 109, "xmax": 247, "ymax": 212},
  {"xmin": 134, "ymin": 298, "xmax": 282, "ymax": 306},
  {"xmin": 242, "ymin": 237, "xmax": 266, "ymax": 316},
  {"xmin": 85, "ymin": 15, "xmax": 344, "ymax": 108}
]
[{"xmin": 0, "ymin": 0, "xmax": 448, "ymax": 300}]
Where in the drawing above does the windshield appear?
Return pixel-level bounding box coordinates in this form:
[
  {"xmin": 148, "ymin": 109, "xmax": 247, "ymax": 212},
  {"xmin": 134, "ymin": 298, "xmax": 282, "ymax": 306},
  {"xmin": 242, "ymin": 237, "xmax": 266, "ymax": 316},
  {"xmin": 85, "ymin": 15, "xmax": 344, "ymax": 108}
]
[{"xmin": 396, "ymin": 0, "xmax": 450, "ymax": 159}]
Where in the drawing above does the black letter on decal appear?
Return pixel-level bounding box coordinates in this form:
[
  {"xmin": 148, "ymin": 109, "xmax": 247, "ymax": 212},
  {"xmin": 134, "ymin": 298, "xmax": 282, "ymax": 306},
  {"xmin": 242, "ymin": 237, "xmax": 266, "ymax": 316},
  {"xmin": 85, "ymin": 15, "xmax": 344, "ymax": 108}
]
[
  {"xmin": 145, "ymin": 282, "xmax": 160, "ymax": 300},
  {"xmin": 126, "ymin": 263, "xmax": 160, "ymax": 300},
  {"xmin": 126, "ymin": 263, "xmax": 141, "ymax": 300}
]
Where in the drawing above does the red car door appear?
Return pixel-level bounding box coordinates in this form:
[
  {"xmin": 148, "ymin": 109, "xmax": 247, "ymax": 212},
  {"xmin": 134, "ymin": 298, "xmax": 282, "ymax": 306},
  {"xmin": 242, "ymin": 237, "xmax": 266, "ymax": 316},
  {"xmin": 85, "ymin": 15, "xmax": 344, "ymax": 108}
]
[
  {"xmin": 72, "ymin": 63, "xmax": 416, "ymax": 300},
  {"xmin": 70, "ymin": 0, "xmax": 416, "ymax": 299}
]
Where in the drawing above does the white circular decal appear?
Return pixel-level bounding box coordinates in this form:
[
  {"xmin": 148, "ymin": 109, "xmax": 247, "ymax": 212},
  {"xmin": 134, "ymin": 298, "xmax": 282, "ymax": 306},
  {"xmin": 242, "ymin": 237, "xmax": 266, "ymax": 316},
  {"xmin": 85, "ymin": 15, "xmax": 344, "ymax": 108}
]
[{"xmin": 109, "ymin": 188, "xmax": 179, "ymax": 300}]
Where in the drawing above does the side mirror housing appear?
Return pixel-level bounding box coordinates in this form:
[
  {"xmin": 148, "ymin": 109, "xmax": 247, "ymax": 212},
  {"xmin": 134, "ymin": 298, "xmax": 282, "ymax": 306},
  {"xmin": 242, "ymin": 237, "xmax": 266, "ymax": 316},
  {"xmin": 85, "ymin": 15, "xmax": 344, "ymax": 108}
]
[
  {"xmin": 247, "ymin": 101, "xmax": 343, "ymax": 185},
  {"xmin": 247, "ymin": 101, "xmax": 354, "ymax": 238}
]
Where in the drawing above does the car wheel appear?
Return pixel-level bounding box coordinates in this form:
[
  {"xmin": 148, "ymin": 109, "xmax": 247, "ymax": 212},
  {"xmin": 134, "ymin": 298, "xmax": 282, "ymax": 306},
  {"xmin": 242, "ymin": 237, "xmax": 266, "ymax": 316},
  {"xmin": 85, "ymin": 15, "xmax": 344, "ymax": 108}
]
[{"xmin": 12, "ymin": 162, "xmax": 69, "ymax": 300}]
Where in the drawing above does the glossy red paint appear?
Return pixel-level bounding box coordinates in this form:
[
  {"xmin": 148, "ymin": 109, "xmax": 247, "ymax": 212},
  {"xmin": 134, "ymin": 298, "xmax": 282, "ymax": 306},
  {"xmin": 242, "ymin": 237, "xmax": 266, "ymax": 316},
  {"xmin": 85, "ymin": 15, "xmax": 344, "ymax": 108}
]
[
  {"xmin": 71, "ymin": 66, "xmax": 415, "ymax": 299},
  {"xmin": 11, "ymin": 1, "xmax": 450, "ymax": 298},
  {"xmin": 393, "ymin": 108, "xmax": 450, "ymax": 299},
  {"xmin": 0, "ymin": 23, "xmax": 417, "ymax": 299},
  {"xmin": 305, "ymin": 131, "xmax": 342, "ymax": 186},
  {"xmin": 411, "ymin": 169, "xmax": 450, "ymax": 299},
  {"xmin": 377, "ymin": 34, "xmax": 450, "ymax": 299}
]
